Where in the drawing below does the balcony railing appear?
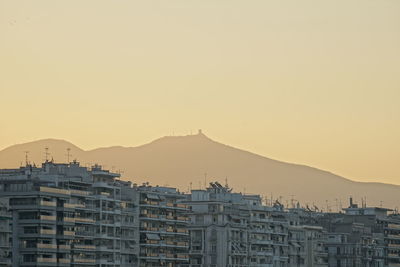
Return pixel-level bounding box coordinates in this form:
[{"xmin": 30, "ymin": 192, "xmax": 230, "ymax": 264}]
[
  {"xmin": 37, "ymin": 243, "xmax": 57, "ymax": 249},
  {"xmin": 70, "ymin": 189, "xmax": 90, "ymax": 196},
  {"xmin": 37, "ymin": 257, "xmax": 57, "ymax": 263},
  {"xmin": 64, "ymin": 203, "xmax": 76, "ymax": 209},
  {"xmin": 40, "ymin": 187, "xmax": 70, "ymax": 195},
  {"xmin": 388, "ymin": 224, "xmax": 400, "ymax": 230},
  {"xmin": 63, "ymin": 217, "xmax": 75, "ymax": 223},
  {"xmin": 58, "ymin": 244, "xmax": 71, "ymax": 250},
  {"xmin": 40, "ymin": 215, "xmax": 56, "ymax": 221},
  {"xmin": 63, "ymin": 231, "xmax": 75, "ymax": 236},
  {"xmin": 74, "ymin": 244, "xmax": 96, "ymax": 250},
  {"xmin": 75, "ymin": 217, "xmax": 95, "ymax": 223},
  {"xmin": 40, "ymin": 229, "xmax": 56, "ymax": 235},
  {"xmin": 59, "ymin": 258, "xmax": 70, "ymax": 264},
  {"xmin": 73, "ymin": 258, "xmax": 96, "ymax": 263},
  {"xmin": 40, "ymin": 200, "xmax": 56, "ymax": 207}
]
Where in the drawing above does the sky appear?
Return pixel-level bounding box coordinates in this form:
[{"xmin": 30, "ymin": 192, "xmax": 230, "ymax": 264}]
[{"xmin": 0, "ymin": 0, "xmax": 400, "ymax": 184}]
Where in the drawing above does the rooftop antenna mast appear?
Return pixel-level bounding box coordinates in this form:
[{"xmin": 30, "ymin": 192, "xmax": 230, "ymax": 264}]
[
  {"xmin": 204, "ymin": 173, "xmax": 207, "ymax": 189},
  {"xmin": 44, "ymin": 147, "xmax": 50, "ymax": 162},
  {"xmin": 66, "ymin": 148, "xmax": 71, "ymax": 163},
  {"xmin": 290, "ymin": 195, "xmax": 295, "ymax": 208},
  {"xmin": 24, "ymin": 151, "xmax": 29, "ymax": 166}
]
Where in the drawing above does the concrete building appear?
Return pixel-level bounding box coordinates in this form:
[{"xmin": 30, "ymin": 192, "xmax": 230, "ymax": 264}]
[
  {"xmin": 2, "ymin": 162, "xmax": 400, "ymax": 267},
  {"xmin": 137, "ymin": 184, "xmax": 190, "ymax": 267},
  {"xmin": 186, "ymin": 182, "xmax": 291, "ymax": 267},
  {"xmin": 0, "ymin": 198, "xmax": 11, "ymax": 266},
  {"xmin": 0, "ymin": 161, "xmax": 139, "ymax": 267},
  {"xmin": 186, "ymin": 183, "xmax": 250, "ymax": 267}
]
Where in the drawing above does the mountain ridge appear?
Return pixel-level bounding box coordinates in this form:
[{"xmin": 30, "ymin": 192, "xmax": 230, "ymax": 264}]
[{"xmin": 0, "ymin": 133, "xmax": 398, "ymax": 208}]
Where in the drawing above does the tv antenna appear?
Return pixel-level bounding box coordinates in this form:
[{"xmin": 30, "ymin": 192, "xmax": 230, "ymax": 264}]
[
  {"xmin": 44, "ymin": 147, "xmax": 50, "ymax": 162},
  {"xmin": 66, "ymin": 148, "xmax": 72, "ymax": 163},
  {"xmin": 24, "ymin": 151, "xmax": 29, "ymax": 166}
]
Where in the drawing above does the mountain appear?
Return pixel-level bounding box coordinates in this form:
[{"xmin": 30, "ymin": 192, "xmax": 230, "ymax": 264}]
[{"xmin": 0, "ymin": 132, "xmax": 399, "ymax": 209}]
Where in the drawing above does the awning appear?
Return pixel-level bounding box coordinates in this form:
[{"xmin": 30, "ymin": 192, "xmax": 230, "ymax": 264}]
[
  {"xmin": 146, "ymin": 193, "xmax": 160, "ymax": 200},
  {"xmin": 146, "ymin": 233, "xmax": 160, "ymax": 240},
  {"xmin": 290, "ymin": 242, "xmax": 301, "ymax": 248}
]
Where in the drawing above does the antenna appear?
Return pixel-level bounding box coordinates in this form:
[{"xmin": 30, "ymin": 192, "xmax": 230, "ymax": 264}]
[
  {"xmin": 204, "ymin": 173, "xmax": 207, "ymax": 189},
  {"xmin": 44, "ymin": 147, "xmax": 50, "ymax": 162},
  {"xmin": 24, "ymin": 151, "xmax": 29, "ymax": 166},
  {"xmin": 66, "ymin": 148, "xmax": 71, "ymax": 163},
  {"xmin": 290, "ymin": 195, "xmax": 295, "ymax": 209}
]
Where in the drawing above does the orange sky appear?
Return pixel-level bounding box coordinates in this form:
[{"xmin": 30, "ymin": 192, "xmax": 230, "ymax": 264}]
[{"xmin": 0, "ymin": 0, "xmax": 399, "ymax": 184}]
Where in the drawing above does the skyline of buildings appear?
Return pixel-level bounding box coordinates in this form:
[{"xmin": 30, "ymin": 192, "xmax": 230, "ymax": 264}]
[{"xmin": 0, "ymin": 160, "xmax": 399, "ymax": 267}]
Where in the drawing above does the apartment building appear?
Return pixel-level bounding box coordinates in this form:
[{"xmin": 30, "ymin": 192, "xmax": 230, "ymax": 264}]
[
  {"xmin": 137, "ymin": 184, "xmax": 190, "ymax": 267},
  {"xmin": 0, "ymin": 198, "xmax": 11, "ymax": 266},
  {"xmin": 186, "ymin": 183, "xmax": 250, "ymax": 267},
  {"xmin": 2, "ymin": 161, "xmax": 400, "ymax": 267},
  {"xmin": 0, "ymin": 161, "xmax": 139, "ymax": 267}
]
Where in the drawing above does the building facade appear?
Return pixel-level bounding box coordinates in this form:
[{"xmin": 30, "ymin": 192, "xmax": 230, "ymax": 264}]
[
  {"xmin": 0, "ymin": 161, "xmax": 139, "ymax": 267},
  {"xmin": 138, "ymin": 184, "xmax": 190, "ymax": 267}
]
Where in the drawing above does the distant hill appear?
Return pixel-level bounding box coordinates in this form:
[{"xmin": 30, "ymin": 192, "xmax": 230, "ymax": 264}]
[{"xmin": 0, "ymin": 132, "xmax": 399, "ymax": 209}]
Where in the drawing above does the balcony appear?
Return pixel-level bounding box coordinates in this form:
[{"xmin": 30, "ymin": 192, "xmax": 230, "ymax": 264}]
[
  {"xmin": 0, "ymin": 258, "xmax": 11, "ymax": 265},
  {"xmin": 37, "ymin": 243, "xmax": 57, "ymax": 249},
  {"xmin": 58, "ymin": 244, "xmax": 71, "ymax": 250},
  {"xmin": 37, "ymin": 257, "xmax": 57, "ymax": 263},
  {"xmin": 141, "ymin": 200, "xmax": 160, "ymax": 206},
  {"xmin": 40, "ymin": 187, "xmax": 70, "ymax": 195},
  {"xmin": 63, "ymin": 203, "xmax": 76, "ymax": 209},
  {"xmin": 70, "ymin": 189, "xmax": 90, "ymax": 196},
  {"xmin": 40, "ymin": 200, "xmax": 56, "ymax": 207},
  {"xmin": 63, "ymin": 231, "xmax": 75, "ymax": 236},
  {"xmin": 58, "ymin": 258, "xmax": 70, "ymax": 264},
  {"xmin": 40, "ymin": 215, "xmax": 57, "ymax": 221},
  {"xmin": 388, "ymin": 235, "xmax": 400, "ymax": 241},
  {"xmin": 165, "ymin": 203, "xmax": 189, "ymax": 210},
  {"xmin": 388, "ymin": 224, "xmax": 400, "ymax": 230},
  {"xmin": 76, "ymin": 231, "xmax": 94, "ymax": 237},
  {"xmin": 93, "ymin": 181, "xmax": 115, "ymax": 188},
  {"xmin": 75, "ymin": 217, "xmax": 95, "ymax": 223},
  {"xmin": 177, "ymin": 229, "xmax": 189, "ymax": 234},
  {"xmin": 250, "ymin": 249, "xmax": 274, "ymax": 256},
  {"xmin": 63, "ymin": 217, "xmax": 75, "ymax": 223},
  {"xmin": 73, "ymin": 244, "xmax": 96, "ymax": 250},
  {"xmin": 252, "ymin": 239, "xmax": 273, "ymax": 245},
  {"xmin": 97, "ymin": 246, "xmax": 116, "ymax": 252},
  {"xmin": 176, "ymin": 254, "xmax": 189, "ymax": 260},
  {"xmin": 40, "ymin": 229, "xmax": 56, "ymax": 235},
  {"xmin": 73, "ymin": 257, "xmax": 96, "ymax": 263}
]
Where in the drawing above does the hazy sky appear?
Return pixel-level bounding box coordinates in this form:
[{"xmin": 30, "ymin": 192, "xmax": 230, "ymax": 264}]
[{"xmin": 1, "ymin": 0, "xmax": 400, "ymax": 184}]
